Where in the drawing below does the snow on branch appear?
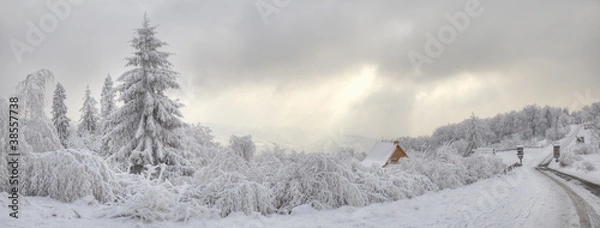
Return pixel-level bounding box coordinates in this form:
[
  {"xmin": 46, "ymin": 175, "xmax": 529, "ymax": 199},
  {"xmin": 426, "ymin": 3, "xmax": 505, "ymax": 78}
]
[{"xmin": 18, "ymin": 149, "xmax": 118, "ymax": 203}]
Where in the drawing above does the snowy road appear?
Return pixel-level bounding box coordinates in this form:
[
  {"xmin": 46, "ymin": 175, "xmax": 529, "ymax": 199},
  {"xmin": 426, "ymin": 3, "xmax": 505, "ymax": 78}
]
[
  {"xmin": 537, "ymin": 168, "xmax": 600, "ymax": 228},
  {"xmin": 543, "ymin": 168, "xmax": 600, "ymax": 198}
]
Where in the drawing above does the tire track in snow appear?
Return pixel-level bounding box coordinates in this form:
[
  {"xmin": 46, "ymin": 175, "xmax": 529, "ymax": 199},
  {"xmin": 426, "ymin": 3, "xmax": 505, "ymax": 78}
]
[
  {"xmin": 544, "ymin": 167, "xmax": 600, "ymax": 198},
  {"xmin": 538, "ymin": 168, "xmax": 600, "ymax": 228}
]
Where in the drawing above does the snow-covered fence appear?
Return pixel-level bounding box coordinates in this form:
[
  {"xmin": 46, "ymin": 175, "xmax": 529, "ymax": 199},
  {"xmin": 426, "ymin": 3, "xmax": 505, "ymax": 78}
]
[{"xmin": 503, "ymin": 162, "xmax": 521, "ymax": 174}]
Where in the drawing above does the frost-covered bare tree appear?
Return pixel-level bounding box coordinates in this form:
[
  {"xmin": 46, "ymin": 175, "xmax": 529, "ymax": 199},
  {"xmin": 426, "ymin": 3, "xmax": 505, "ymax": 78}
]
[
  {"xmin": 229, "ymin": 135, "xmax": 256, "ymax": 161},
  {"xmin": 544, "ymin": 107, "xmax": 570, "ymax": 141},
  {"xmin": 464, "ymin": 113, "xmax": 483, "ymax": 157},
  {"xmin": 15, "ymin": 69, "xmax": 62, "ymax": 153},
  {"xmin": 583, "ymin": 102, "xmax": 600, "ymax": 129},
  {"xmin": 109, "ymin": 14, "xmax": 185, "ymax": 175},
  {"xmin": 17, "ymin": 69, "xmax": 54, "ymax": 120},
  {"xmin": 78, "ymin": 85, "xmax": 99, "ymax": 136},
  {"xmin": 520, "ymin": 104, "xmax": 543, "ymax": 138},
  {"xmin": 582, "ymin": 102, "xmax": 600, "ymax": 143},
  {"xmin": 51, "ymin": 83, "xmax": 71, "ymax": 148}
]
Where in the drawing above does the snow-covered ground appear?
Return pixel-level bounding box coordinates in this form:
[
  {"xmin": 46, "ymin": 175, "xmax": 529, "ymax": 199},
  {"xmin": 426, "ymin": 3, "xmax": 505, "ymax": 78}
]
[
  {"xmin": 547, "ymin": 127, "xmax": 600, "ymax": 185},
  {"xmin": 549, "ymin": 153, "xmax": 600, "ymax": 185},
  {"xmin": 3, "ymin": 123, "xmax": 598, "ymax": 227},
  {"xmin": 4, "ymin": 142, "xmax": 596, "ymax": 227}
]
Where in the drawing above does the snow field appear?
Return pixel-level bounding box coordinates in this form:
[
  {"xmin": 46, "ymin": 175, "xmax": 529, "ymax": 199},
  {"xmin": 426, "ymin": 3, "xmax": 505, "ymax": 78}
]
[
  {"xmin": 548, "ymin": 128, "xmax": 600, "ymax": 185},
  {"xmin": 2, "ymin": 141, "xmax": 506, "ymax": 223},
  {"xmin": 0, "ymin": 163, "xmax": 571, "ymax": 228}
]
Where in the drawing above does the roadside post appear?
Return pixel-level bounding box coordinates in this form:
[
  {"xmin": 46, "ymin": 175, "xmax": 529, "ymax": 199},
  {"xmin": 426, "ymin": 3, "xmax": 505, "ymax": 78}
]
[
  {"xmin": 517, "ymin": 145, "xmax": 524, "ymax": 165},
  {"xmin": 553, "ymin": 144, "xmax": 560, "ymax": 162}
]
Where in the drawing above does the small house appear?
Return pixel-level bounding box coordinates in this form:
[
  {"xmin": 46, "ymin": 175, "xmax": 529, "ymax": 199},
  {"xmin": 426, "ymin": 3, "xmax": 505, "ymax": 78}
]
[{"xmin": 361, "ymin": 140, "xmax": 408, "ymax": 168}]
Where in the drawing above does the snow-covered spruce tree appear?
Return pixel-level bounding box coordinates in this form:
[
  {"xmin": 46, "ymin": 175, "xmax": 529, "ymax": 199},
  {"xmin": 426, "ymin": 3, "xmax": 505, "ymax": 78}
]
[
  {"xmin": 78, "ymin": 85, "xmax": 99, "ymax": 136},
  {"xmin": 100, "ymin": 74, "xmax": 116, "ymax": 121},
  {"xmin": 99, "ymin": 74, "xmax": 116, "ymax": 156},
  {"xmin": 109, "ymin": 14, "xmax": 185, "ymax": 175},
  {"xmin": 51, "ymin": 83, "xmax": 71, "ymax": 148}
]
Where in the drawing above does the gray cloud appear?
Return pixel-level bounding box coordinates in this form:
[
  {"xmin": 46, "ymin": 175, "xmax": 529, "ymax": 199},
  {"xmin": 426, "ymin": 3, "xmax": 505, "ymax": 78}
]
[{"xmin": 1, "ymin": 0, "xmax": 599, "ymax": 138}]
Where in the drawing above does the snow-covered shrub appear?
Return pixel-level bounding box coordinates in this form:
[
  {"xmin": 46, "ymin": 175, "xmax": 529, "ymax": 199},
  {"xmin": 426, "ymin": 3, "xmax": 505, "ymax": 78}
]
[
  {"xmin": 359, "ymin": 164, "xmax": 437, "ymax": 203},
  {"xmin": 187, "ymin": 151, "xmax": 274, "ymax": 217},
  {"xmin": 463, "ymin": 155, "xmax": 505, "ymax": 183},
  {"xmin": 450, "ymin": 139, "xmax": 468, "ymax": 156},
  {"xmin": 404, "ymin": 160, "xmax": 467, "ymax": 189},
  {"xmin": 397, "ymin": 136, "xmax": 431, "ymax": 153},
  {"xmin": 20, "ymin": 117, "xmax": 62, "ymax": 153},
  {"xmin": 398, "ymin": 143, "xmax": 503, "ymax": 189},
  {"xmin": 578, "ymin": 161, "xmax": 596, "ymax": 172},
  {"xmin": 337, "ymin": 147, "xmax": 367, "ymax": 161},
  {"xmin": 572, "ymin": 144, "xmax": 599, "ymax": 155},
  {"xmin": 19, "ymin": 149, "xmax": 117, "ymax": 203},
  {"xmin": 175, "ymin": 123, "xmax": 220, "ymax": 167},
  {"xmin": 229, "ymin": 135, "xmax": 256, "ymax": 161},
  {"xmin": 68, "ymin": 130, "xmax": 101, "ymax": 152},
  {"xmin": 263, "ymin": 152, "xmax": 437, "ymax": 213},
  {"xmin": 419, "ymin": 145, "xmax": 470, "ymax": 188},
  {"xmin": 559, "ymin": 154, "xmax": 578, "ymax": 167},
  {"xmin": 268, "ymin": 153, "xmax": 370, "ymax": 211},
  {"xmin": 186, "ymin": 123, "xmax": 218, "ymax": 147},
  {"xmin": 95, "ymin": 132, "xmax": 503, "ymax": 221},
  {"xmin": 99, "ymin": 174, "xmax": 216, "ymax": 222},
  {"xmin": 190, "ymin": 172, "xmax": 273, "ymax": 217},
  {"xmin": 255, "ymin": 146, "xmax": 498, "ymax": 214},
  {"xmin": 490, "ymin": 133, "xmax": 524, "ymax": 150}
]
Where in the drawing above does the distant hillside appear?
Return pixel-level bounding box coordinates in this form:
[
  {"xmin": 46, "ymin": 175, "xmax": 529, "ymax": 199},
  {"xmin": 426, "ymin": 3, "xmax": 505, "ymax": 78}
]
[{"xmin": 205, "ymin": 123, "xmax": 377, "ymax": 154}]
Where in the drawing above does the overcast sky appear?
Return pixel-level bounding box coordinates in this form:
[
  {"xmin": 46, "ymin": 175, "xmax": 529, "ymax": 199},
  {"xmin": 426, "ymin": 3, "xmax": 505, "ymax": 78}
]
[{"xmin": 1, "ymin": 0, "xmax": 599, "ymax": 139}]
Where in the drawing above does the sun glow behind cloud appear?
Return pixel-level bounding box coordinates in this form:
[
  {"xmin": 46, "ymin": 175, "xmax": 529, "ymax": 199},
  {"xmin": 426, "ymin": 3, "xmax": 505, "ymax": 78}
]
[
  {"xmin": 180, "ymin": 65, "xmax": 379, "ymax": 132},
  {"xmin": 329, "ymin": 65, "xmax": 378, "ymax": 127},
  {"xmin": 411, "ymin": 72, "xmax": 508, "ymax": 135}
]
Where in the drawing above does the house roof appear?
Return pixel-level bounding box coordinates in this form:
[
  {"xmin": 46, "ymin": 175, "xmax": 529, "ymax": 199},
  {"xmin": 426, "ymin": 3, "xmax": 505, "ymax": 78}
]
[{"xmin": 361, "ymin": 142, "xmax": 397, "ymax": 167}]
